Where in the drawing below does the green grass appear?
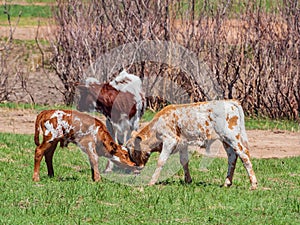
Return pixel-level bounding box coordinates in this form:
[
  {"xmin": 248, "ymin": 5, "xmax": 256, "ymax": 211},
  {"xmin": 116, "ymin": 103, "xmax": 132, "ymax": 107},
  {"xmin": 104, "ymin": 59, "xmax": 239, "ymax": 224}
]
[
  {"xmin": 0, "ymin": 4, "xmax": 53, "ymax": 26},
  {"xmin": 141, "ymin": 110, "xmax": 156, "ymax": 122},
  {"xmin": 25, "ymin": 0, "xmax": 56, "ymax": 3},
  {"xmin": 0, "ymin": 4, "xmax": 52, "ymax": 18},
  {"xmin": 4, "ymin": 0, "xmax": 55, "ymax": 3},
  {"xmin": 0, "ymin": 102, "xmax": 73, "ymax": 111},
  {"xmin": 245, "ymin": 116, "xmax": 300, "ymax": 132},
  {"xmin": 178, "ymin": 0, "xmax": 284, "ymax": 16},
  {"xmin": 0, "ymin": 133, "xmax": 299, "ymax": 224}
]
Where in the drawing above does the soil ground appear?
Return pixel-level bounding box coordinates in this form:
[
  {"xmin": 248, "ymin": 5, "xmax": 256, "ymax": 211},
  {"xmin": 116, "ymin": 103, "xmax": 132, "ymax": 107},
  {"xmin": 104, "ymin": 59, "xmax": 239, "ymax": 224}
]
[{"xmin": 0, "ymin": 107, "xmax": 299, "ymax": 159}]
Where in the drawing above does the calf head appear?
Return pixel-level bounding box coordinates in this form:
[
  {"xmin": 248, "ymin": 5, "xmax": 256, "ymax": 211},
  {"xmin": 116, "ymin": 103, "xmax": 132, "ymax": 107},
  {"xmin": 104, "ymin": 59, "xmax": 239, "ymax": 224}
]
[
  {"xmin": 126, "ymin": 131, "xmax": 161, "ymax": 168},
  {"xmin": 108, "ymin": 141, "xmax": 137, "ymax": 169},
  {"xmin": 76, "ymin": 82, "xmax": 99, "ymax": 112}
]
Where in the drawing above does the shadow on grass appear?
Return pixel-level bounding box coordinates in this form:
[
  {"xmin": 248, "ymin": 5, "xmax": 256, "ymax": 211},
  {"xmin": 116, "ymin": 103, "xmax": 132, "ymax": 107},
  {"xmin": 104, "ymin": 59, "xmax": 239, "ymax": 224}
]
[
  {"xmin": 157, "ymin": 179, "xmax": 221, "ymax": 188},
  {"xmin": 57, "ymin": 176, "xmax": 80, "ymax": 182}
]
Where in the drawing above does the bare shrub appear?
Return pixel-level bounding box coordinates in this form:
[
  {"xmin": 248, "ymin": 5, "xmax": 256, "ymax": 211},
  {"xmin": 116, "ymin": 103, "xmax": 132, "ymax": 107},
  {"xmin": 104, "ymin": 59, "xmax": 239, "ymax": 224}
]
[
  {"xmin": 51, "ymin": 0, "xmax": 300, "ymax": 119},
  {"xmin": 0, "ymin": 4, "xmax": 31, "ymax": 103}
]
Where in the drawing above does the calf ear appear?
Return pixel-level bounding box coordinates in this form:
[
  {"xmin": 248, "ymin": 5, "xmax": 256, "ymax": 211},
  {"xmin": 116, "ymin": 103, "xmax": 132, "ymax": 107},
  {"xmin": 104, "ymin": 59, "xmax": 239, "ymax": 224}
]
[{"xmin": 134, "ymin": 136, "xmax": 142, "ymax": 150}]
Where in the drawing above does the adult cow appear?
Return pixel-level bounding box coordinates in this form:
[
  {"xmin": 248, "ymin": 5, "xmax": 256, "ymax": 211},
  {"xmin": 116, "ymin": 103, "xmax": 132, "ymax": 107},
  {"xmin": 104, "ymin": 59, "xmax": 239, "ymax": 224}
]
[
  {"xmin": 126, "ymin": 100, "xmax": 258, "ymax": 190},
  {"xmin": 76, "ymin": 70, "xmax": 146, "ymax": 172}
]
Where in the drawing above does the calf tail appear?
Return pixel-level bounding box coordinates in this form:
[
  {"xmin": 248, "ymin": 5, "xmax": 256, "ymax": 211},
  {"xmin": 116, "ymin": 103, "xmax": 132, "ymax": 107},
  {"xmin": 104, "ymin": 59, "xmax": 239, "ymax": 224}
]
[
  {"xmin": 234, "ymin": 101, "xmax": 249, "ymax": 148},
  {"xmin": 34, "ymin": 112, "xmax": 42, "ymax": 146}
]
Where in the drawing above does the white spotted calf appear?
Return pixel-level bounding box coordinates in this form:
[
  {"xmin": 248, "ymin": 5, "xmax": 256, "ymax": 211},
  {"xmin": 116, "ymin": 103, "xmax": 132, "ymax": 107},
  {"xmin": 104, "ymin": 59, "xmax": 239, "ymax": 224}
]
[
  {"xmin": 32, "ymin": 110, "xmax": 136, "ymax": 182},
  {"xmin": 126, "ymin": 100, "xmax": 258, "ymax": 190}
]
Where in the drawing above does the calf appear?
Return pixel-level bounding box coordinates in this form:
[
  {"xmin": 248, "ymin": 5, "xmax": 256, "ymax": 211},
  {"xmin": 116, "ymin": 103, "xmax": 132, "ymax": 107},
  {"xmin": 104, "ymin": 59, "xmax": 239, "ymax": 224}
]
[
  {"xmin": 32, "ymin": 109, "xmax": 136, "ymax": 182},
  {"xmin": 76, "ymin": 70, "xmax": 146, "ymax": 172},
  {"xmin": 126, "ymin": 100, "xmax": 258, "ymax": 190}
]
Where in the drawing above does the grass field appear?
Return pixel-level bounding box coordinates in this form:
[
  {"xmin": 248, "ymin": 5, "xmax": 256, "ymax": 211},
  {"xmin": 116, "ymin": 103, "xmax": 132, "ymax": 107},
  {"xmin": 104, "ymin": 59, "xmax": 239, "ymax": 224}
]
[
  {"xmin": 0, "ymin": 132, "xmax": 299, "ymax": 224},
  {"xmin": 0, "ymin": 4, "xmax": 53, "ymax": 26}
]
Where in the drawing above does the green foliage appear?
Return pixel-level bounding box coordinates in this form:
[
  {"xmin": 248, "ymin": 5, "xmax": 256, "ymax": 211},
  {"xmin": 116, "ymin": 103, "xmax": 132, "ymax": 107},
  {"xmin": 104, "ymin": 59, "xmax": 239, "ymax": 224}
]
[{"xmin": 0, "ymin": 133, "xmax": 299, "ymax": 224}]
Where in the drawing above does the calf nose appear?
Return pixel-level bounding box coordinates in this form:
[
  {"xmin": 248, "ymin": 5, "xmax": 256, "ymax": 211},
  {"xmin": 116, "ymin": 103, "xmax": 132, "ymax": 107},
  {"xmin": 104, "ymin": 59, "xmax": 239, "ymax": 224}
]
[{"xmin": 136, "ymin": 165, "xmax": 144, "ymax": 170}]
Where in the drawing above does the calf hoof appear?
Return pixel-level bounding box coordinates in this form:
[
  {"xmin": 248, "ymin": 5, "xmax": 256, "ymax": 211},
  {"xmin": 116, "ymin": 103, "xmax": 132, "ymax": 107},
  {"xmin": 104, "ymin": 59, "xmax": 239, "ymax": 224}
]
[
  {"xmin": 223, "ymin": 178, "xmax": 232, "ymax": 187},
  {"xmin": 185, "ymin": 178, "xmax": 192, "ymax": 184},
  {"xmin": 103, "ymin": 169, "xmax": 113, "ymax": 174},
  {"xmin": 148, "ymin": 181, "xmax": 156, "ymax": 186},
  {"xmin": 250, "ymin": 183, "xmax": 258, "ymax": 190},
  {"xmin": 93, "ymin": 176, "xmax": 101, "ymax": 182},
  {"xmin": 32, "ymin": 176, "xmax": 40, "ymax": 182}
]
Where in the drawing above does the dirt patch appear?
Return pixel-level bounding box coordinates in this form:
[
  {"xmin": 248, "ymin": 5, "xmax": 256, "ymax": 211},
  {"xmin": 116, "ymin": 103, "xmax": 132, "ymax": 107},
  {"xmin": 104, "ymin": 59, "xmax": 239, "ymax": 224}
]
[
  {"xmin": 0, "ymin": 108, "xmax": 299, "ymax": 159},
  {"xmin": 196, "ymin": 130, "xmax": 300, "ymax": 159},
  {"xmin": 0, "ymin": 26, "xmax": 55, "ymax": 41},
  {"xmin": 0, "ymin": 108, "xmax": 37, "ymax": 134}
]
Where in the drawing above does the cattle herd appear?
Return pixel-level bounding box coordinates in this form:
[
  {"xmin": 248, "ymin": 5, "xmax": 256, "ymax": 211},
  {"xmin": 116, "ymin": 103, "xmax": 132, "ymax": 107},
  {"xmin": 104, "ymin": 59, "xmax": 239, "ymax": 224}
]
[{"xmin": 33, "ymin": 70, "xmax": 258, "ymax": 190}]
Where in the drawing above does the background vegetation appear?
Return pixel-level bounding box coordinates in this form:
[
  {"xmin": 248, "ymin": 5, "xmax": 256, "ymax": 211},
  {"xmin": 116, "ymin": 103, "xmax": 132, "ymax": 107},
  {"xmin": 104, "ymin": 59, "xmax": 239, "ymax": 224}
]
[
  {"xmin": 0, "ymin": 0, "xmax": 299, "ymax": 120},
  {"xmin": 49, "ymin": 0, "xmax": 300, "ymax": 119}
]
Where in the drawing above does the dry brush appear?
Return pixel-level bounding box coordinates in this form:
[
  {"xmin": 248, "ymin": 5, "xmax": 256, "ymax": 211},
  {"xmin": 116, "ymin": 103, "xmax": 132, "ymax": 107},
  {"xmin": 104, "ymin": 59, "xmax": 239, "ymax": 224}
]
[{"xmin": 50, "ymin": 0, "xmax": 300, "ymax": 119}]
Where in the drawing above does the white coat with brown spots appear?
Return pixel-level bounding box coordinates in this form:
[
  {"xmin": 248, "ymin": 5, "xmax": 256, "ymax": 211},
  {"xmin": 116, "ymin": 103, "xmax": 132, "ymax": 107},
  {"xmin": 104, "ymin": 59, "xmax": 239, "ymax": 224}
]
[
  {"xmin": 126, "ymin": 100, "xmax": 258, "ymax": 190},
  {"xmin": 32, "ymin": 110, "xmax": 136, "ymax": 182}
]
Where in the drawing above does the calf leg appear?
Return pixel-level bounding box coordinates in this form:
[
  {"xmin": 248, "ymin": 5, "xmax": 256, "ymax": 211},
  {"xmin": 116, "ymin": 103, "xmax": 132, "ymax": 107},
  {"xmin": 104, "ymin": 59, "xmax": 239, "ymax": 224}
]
[
  {"xmin": 88, "ymin": 156, "xmax": 100, "ymax": 182},
  {"xmin": 89, "ymin": 154, "xmax": 100, "ymax": 182},
  {"xmin": 149, "ymin": 150, "xmax": 171, "ymax": 185},
  {"xmin": 237, "ymin": 145, "xmax": 258, "ymax": 190},
  {"xmin": 33, "ymin": 141, "xmax": 53, "ymax": 182},
  {"xmin": 104, "ymin": 120, "xmax": 115, "ymax": 173},
  {"xmin": 44, "ymin": 141, "xmax": 58, "ymax": 178},
  {"xmin": 104, "ymin": 160, "xmax": 114, "ymax": 173},
  {"xmin": 149, "ymin": 139, "xmax": 176, "ymax": 185},
  {"xmin": 225, "ymin": 140, "xmax": 258, "ymax": 190},
  {"xmin": 179, "ymin": 145, "xmax": 192, "ymax": 183},
  {"xmin": 222, "ymin": 142, "xmax": 238, "ymax": 187},
  {"xmin": 82, "ymin": 141, "xmax": 101, "ymax": 182}
]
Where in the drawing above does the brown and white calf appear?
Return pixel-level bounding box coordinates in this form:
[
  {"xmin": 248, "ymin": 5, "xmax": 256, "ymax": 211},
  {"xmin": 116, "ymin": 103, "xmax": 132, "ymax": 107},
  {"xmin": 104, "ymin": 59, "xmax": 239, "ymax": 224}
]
[
  {"xmin": 76, "ymin": 70, "xmax": 146, "ymax": 172},
  {"xmin": 126, "ymin": 100, "xmax": 258, "ymax": 190},
  {"xmin": 32, "ymin": 109, "xmax": 136, "ymax": 182}
]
